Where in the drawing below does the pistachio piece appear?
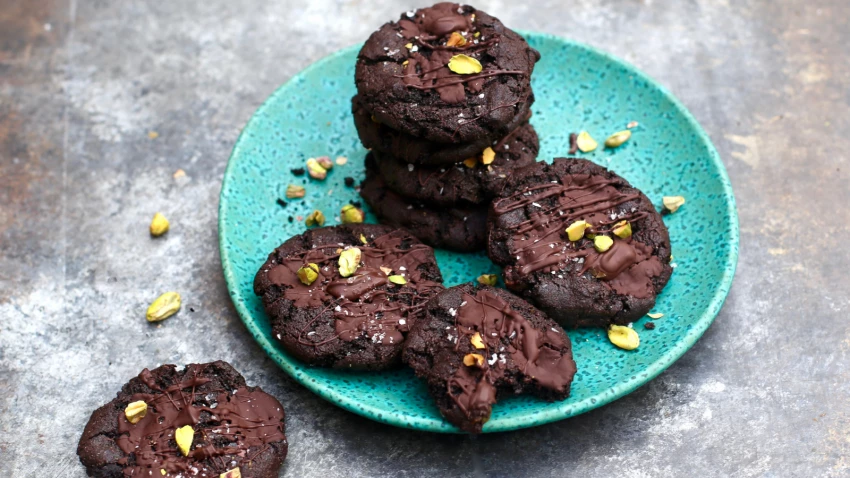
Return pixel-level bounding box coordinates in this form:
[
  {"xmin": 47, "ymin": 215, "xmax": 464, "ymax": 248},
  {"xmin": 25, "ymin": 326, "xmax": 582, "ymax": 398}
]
[
  {"xmin": 463, "ymin": 353, "xmax": 485, "ymax": 367},
  {"xmin": 388, "ymin": 275, "xmax": 407, "ymax": 285},
  {"xmin": 220, "ymin": 469, "xmax": 242, "ymax": 478},
  {"xmin": 124, "ymin": 400, "xmax": 148, "ymax": 424},
  {"xmin": 146, "ymin": 292, "xmax": 181, "ymax": 322},
  {"xmin": 565, "ymin": 220, "xmax": 590, "ymax": 241},
  {"xmin": 446, "ymin": 31, "xmax": 467, "ymax": 47},
  {"xmin": 594, "ymin": 235, "xmax": 614, "ymax": 252},
  {"xmin": 447, "ymin": 54, "xmax": 483, "ymax": 74},
  {"xmin": 306, "ymin": 158, "xmax": 328, "ymax": 180},
  {"xmin": 604, "ymin": 130, "xmax": 632, "ymax": 148},
  {"xmin": 477, "ymin": 274, "xmax": 498, "ymax": 286},
  {"xmin": 647, "ymin": 312, "xmax": 664, "ymax": 319},
  {"xmin": 175, "ymin": 425, "xmax": 194, "ymax": 456},
  {"xmin": 149, "ymin": 213, "xmax": 170, "ymax": 237},
  {"xmin": 360, "ymin": 234, "xmax": 368, "ymax": 244},
  {"xmin": 297, "ymin": 263, "xmax": 320, "ymax": 286},
  {"xmin": 405, "ymin": 42, "xmax": 413, "ymax": 49},
  {"xmin": 380, "ymin": 266, "xmax": 393, "ymax": 275},
  {"xmin": 315, "ymin": 156, "xmax": 333, "ymax": 170},
  {"xmin": 576, "ymin": 131, "xmax": 598, "ymax": 152},
  {"xmin": 305, "ymin": 210, "xmax": 325, "ymax": 227},
  {"xmin": 470, "ymin": 332, "xmax": 486, "ymax": 349},
  {"xmin": 612, "ymin": 220, "xmax": 632, "ymax": 239},
  {"xmin": 338, "ymin": 247, "xmax": 362, "ymax": 277},
  {"xmin": 340, "ymin": 204, "xmax": 364, "ymax": 224},
  {"xmin": 662, "ymin": 196, "xmax": 686, "ymax": 213},
  {"xmin": 480, "ymin": 147, "xmax": 496, "ymax": 165},
  {"xmin": 462, "ymin": 157, "xmax": 478, "ymax": 168},
  {"xmin": 608, "ymin": 325, "xmax": 640, "ymax": 350},
  {"xmin": 285, "ymin": 184, "xmax": 305, "ymax": 199}
]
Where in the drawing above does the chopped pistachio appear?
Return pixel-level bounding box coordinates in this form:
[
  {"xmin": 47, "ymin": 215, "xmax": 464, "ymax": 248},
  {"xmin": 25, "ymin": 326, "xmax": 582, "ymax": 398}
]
[
  {"xmin": 150, "ymin": 213, "xmax": 169, "ymax": 237},
  {"xmin": 306, "ymin": 158, "xmax": 328, "ymax": 180},
  {"xmin": 360, "ymin": 234, "xmax": 368, "ymax": 244},
  {"xmin": 604, "ymin": 130, "xmax": 632, "ymax": 148},
  {"xmin": 146, "ymin": 292, "xmax": 181, "ymax": 322},
  {"xmin": 662, "ymin": 196, "xmax": 686, "ymax": 213},
  {"xmin": 220, "ymin": 469, "xmax": 242, "ymax": 478},
  {"xmin": 124, "ymin": 400, "xmax": 148, "ymax": 424},
  {"xmin": 405, "ymin": 42, "xmax": 413, "ymax": 49},
  {"xmin": 388, "ymin": 275, "xmax": 407, "ymax": 285},
  {"xmin": 447, "ymin": 54, "xmax": 483, "ymax": 74},
  {"xmin": 480, "ymin": 147, "xmax": 496, "ymax": 165},
  {"xmin": 608, "ymin": 325, "xmax": 640, "ymax": 350},
  {"xmin": 477, "ymin": 274, "xmax": 498, "ymax": 286},
  {"xmin": 380, "ymin": 266, "xmax": 392, "ymax": 275},
  {"xmin": 305, "ymin": 210, "xmax": 325, "ymax": 227},
  {"xmin": 576, "ymin": 131, "xmax": 598, "ymax": 152},
  {"xmin": 297, "ymin": 263, "xmax": 320, "ymax": 286},
  {"xmin": 338, "ymin": 247, "xmax": 362, "ymax": 277},
  {"xmin": 463, "ymin": 353, "xmax": 485, "ymax": 367},
  {"xmin": 470, "ymin": 332, "xmax": 486, "ymax": 349},
  {"xmin": 593, "ymin": 235, "xmax": 614, "ymax": 252},
  {"xmin": 647, "ymin": 312, "xmax": 664, "ymax": 319},
  {"xmin": 612, "ymin": 220, "xmax": 632, "ymax": 239},
  {"xmin": 565, "ymin": 220, "xmax": 590, "ymax": 241},
  {"xmin": 175, "ymin": 425, "xmax": 194, "ymax": 456},
  {"xmin": 285, "ymin": 184, "xmax": 305, "ymax": 199},
  {"xmin": 340, "ymin": 204, "xmax": 364, "ymax": 224},
  {"xmin": 446, "ymin": 31, "xmax": 467, "ymax": 47},
  {"xmin": 462, "ymin": 157, "xmax": 478, "ymax": 168}
]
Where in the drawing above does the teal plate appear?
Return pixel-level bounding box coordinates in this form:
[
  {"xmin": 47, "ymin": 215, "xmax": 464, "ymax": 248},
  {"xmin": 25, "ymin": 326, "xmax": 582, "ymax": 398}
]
[{"xmin": 219, "ymin": 32, "xmax": 738, "ymax": 433}]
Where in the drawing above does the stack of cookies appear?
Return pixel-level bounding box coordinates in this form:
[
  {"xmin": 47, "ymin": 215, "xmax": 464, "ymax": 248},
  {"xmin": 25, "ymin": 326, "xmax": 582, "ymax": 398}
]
[{"xmin": 353, "ymin": 3, "xmax": 541, "ymax": 251}]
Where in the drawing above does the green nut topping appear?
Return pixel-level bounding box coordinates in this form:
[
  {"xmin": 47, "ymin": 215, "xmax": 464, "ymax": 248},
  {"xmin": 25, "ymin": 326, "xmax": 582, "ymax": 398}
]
[
  {"xmin": 476, "ymin": 274, "xmax": 498, "ymax": 286},
  {"xmin": 297, "ymin": 263, "xmax": 320, "ymax": 285},
  {"xmin": 285, "ymin": 184, "xmax": 306, "ymax": 199},
  {"xmin": 306, "ymin": 158, "xmax": 328, "ymax": 180},
  {"xmin": 612, "ymin": 220, "xmax": 632, "ymax": 239},
  {"xmin": 388, "ymin": 275, "xmax": 407, "ymax": 285},
  {"xmin": 594, "ymin": 235, "xmax": 614, "ymax": 252},
  {"xmin": 340, "ymin": 204, "xmax": 364, "ymax": 224},
  {"xmin": 662, "ymin": 196, "xmax": 686, "ymax": 213},
  {"xmin": 566, "ymin": 220, "xmax": 591, "ymax": 241},
  {"xmin": 305, "ymin": 210, "xmax": 325, "ymax": 227},
  {"xmin": 576, "ymin": 131, "xmax": 598, "ymax": 152},
  {"xmin": 338, "ymin": 247, "xmax": 362, "ymax": 277},
  {"xmin": 146, "ymin": 292, "xmax": 181, "ymax": 322},
  {"xmin": 604, "ymin": 130, "xmax": 632, "ymax": 148}
]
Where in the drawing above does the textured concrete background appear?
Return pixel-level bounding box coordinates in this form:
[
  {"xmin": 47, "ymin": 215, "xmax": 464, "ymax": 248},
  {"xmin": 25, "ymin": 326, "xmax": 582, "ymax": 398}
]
[{"xmin": 1, "ymin": 0, "xmax": 848, "ymax": 476}]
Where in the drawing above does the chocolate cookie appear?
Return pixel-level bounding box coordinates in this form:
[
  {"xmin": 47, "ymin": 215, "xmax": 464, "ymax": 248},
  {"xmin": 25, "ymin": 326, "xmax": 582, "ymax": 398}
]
[
  {"xmin": 254, "ymin": 224, "xmax": 444, "ymax": 370},
  {"xmin": 354, "ymin": 3, "xmax": 539, "ymax": 145},
  {"xmin": 77, "ymin": 361, "xmax": 287, "ymax": 478},
  {"xmin": 360, "ymin": 154, "xmax": 488, "ymax": 252},
  {"xmin": 403, "ymin": 284, "xmax": 576, "ymax": 433},
  {"xmin": 352, "ymin": 93, "xmax": 534, "ymax": 166},
  {"xmin": 371, "ymin": 121, "xmax": 539, "ymax": 206},
  {"xmin": 488, "ymin": 158, "xmax": 673, "ymax": 327}
]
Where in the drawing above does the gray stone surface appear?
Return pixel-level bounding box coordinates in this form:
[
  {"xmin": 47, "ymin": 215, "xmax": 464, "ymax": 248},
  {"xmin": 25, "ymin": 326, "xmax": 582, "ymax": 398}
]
[{"xmin": 1, "ymin": 0, "xmax": 848, "ymax": 476}]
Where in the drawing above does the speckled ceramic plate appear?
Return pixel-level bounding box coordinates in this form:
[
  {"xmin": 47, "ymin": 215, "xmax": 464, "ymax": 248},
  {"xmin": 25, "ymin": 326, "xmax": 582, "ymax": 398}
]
[{"xmin": 219, "ymin": 32, "xmax": 738, "ymax": 433}]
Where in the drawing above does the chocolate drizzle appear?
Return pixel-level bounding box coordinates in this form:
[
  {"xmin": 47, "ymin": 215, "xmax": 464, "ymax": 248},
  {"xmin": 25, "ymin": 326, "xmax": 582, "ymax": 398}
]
[
  {"xmin": 394, "ymin": 3, "xmax": 525, "ymax": 104},
  {"xmin": 114, "ymin": 364, "xmax": 285, "ymax": 476},
  {"xmin": 492, "ymin": 172, "xmax": 663, "ymax": 298},
  {"xmin": 266, "ymin": 231, "xmax": 443, "ymax": 346},
  {"xmin": 446, "ymin": 290, "xmax": 576, "ymax": 422}
]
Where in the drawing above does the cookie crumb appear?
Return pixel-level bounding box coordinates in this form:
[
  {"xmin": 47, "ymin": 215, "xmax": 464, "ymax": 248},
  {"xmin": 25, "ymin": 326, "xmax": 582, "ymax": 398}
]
[
  {"xmin": 344, "ymin": 177, "xmax": 355, "ymax": 187},
  {"xmin": 276, "ymin": 198, "xmax": 287, "ymax": 208},
  {"xmin": 644, "ymin": 322, "xmax": 655, "ymax": 330},
  {"xmin": 291, "ymin": 167, "xmax": 305, "ymax": 176}
]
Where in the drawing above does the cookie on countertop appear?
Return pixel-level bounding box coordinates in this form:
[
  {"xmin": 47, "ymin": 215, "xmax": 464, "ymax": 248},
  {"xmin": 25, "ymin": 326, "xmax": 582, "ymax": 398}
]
[
  {"xmin": 371, "ymin": 121, "xmax": 539, "ymax": 206},
  {"xmin": 403, "ymin": 284, "xmax": 576, "ymax": 433},
  {"xmin": 360, "ymin": 154, "xmax": 488, "ymax": 252},
  {"xmin": 352, "ymin": 93, "xmax": 534, "ymax": 166},
  {"xmin": 77, "ymin": 361, "xmax": 287, "ymax": 478},
  {"xmin": 254, "ymin": 224, "xmax": 444, "ymax": 370},
  {"xmin": 354, "ymin": 3, "xmax": 540, "ymax": 145},
  {"xmin": 487, "ymin": 158, "xmax": 673, "ymax": 327}
]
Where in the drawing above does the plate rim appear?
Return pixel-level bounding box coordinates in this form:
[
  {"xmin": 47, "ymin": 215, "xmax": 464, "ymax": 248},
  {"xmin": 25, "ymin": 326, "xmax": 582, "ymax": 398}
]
[{"xmin": 218, "ymin": 31, "xmax": 740, "ymax": 433}]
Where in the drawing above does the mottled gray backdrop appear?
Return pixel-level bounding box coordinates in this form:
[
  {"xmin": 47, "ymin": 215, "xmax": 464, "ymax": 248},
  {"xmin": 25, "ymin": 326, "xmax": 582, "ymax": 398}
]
[{"xmin": 1, "ymin": 0, "xmax": 848, "ymax": 476}]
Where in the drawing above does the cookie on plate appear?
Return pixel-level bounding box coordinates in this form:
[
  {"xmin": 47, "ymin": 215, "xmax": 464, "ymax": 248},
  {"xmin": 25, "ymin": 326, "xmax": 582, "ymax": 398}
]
[
  {"xmin": 403, "ymin": 284, "xmax": 577, "ymax": 433},
  {"xmin": 488, "ymin": 158, "xmax": 673, "ymax": 327},
  {"xmin": 254, "ymin": 224, "xmax": 444, "ymax": 370},
  {"xmin": 360, "ymin": 154, "xmax": 488, "ymax": 252},
  {"xmin": 352, "ymin": 93, "xmax": 534, "ymax": 166},
  {"xmin": 371, "ymin": 121, "xmax": 539, "ymax": 206},
  {"xmin": 77, "ymin": 361, "xmax": 287, "ymax": 478},
  {"xmin": 354, "ymin": 3, "xmax": 539, "ymax": 146}
]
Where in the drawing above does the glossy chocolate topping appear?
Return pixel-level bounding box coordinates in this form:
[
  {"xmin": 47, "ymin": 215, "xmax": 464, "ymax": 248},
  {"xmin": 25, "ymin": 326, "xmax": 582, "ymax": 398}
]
[
  {"xmin": 114, "ymin": 364, "xmax": 285, "ymax": 476},
  {"xmin": 266, "ymin": 230, "xmax": 443, "ymax": 345},
  {"xmin": 396, "ymin": 3, "xmax": 524, "ymax": 104},
  {"xmin": 447, "ymin": 290, "xmax": 576, "ymax": 419},
  {"xmin": 492, "ymin": 172, "xmax": 664, "ymax": 298}
]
